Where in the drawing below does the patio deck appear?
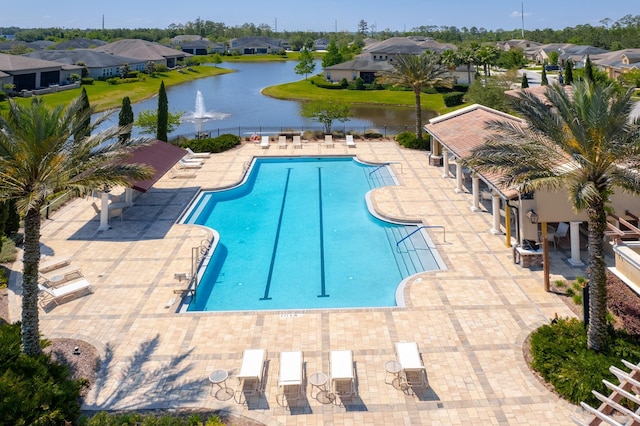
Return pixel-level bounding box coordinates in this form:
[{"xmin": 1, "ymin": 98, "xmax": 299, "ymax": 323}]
[{"xmin": 8, "ymin": 140, "xmax": 589, "ymax": 425}]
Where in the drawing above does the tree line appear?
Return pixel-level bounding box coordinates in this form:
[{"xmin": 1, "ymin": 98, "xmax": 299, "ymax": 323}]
[{"xmin": 3, "ymin": 13, "xmax": 640, "ymax": 50}]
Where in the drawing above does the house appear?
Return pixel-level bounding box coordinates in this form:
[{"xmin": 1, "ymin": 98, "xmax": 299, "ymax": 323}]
[
  {"xmin": 24, "ymin": 49, "xmax": 146, "ymax": 79},
  {"xmin": 324, "ymin": 58, "xmax": 393, "ymax": 84},
  {"xmin": 497, "ymin": 39, "xmax": 542, "ymax": 52},
  {"xmin": 532, "ymin": 43, "xmax": 608, "ymax": 66},
  {"xmin": 54, "ymin": 38, "xmax": 107, "ymax": 50},
  {"xmin": 94, "ymin": 39, "xmax": 189, "ymax": 68},
  {"xmin": 172, "ymin": 35, "xmax": 204, "ymax": 45},
  {"xmin": 227, "ymin": 36, "xmax": 284, "ymax": 55},
  {"xmin": 313, "ymin": 38, "xmax": 330, "ymax": 51},
  {"xmin": 180, "ymin": 39, "xmax": 225, "ymax": 55},
  {"xmin": 590, "ymin": 49, "xmax": 640, "ymax": 80},
  {"xmin": 0, "ymin": 52, "xmax": 76, "ymax": 90},
  {"xmin": 323, "ymin": 36, "xmax": 470, "ymax": 84}
]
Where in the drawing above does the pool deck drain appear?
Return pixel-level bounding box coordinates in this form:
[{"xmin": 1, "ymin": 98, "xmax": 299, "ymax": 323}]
[{"xmin": 8, "ymin": 141, "xmax": 588, "ymax": 425}]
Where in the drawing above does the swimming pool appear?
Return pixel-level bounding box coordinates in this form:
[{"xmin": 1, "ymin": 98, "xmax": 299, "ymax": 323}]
[{"xmin": 182, "ymin": 157, "xmax": 442, "ymax": 311}]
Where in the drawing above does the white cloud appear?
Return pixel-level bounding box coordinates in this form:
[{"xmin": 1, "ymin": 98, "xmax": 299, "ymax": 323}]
[{"xmin": 511, "ymin": 11, "xmax": 532, "ymax": 18}]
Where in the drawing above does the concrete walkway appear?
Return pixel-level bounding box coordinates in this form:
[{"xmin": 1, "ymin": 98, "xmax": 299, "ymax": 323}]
[{"xmin": 9, "ymin": 140, "xmax": 587, "ymax": 425}]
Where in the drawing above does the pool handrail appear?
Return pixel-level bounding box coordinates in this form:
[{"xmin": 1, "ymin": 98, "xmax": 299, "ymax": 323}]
[{"xmin": 397, "ymin": 226, "xmax": 446, "ymax": 250}]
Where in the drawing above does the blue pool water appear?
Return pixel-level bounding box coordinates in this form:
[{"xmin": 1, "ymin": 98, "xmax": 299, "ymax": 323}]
[{"xmin": 183, "ymin": 157, "xmax": 440, "ymax": 311}]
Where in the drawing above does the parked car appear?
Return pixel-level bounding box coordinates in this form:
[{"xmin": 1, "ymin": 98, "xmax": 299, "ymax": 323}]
[{"xmin": 544, "ymin": 65, "xmax": 561, "ymax": 71}]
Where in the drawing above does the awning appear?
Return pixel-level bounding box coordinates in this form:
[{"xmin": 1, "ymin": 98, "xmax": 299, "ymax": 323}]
[{"xmin": 125, "ymin": 139, "xmax": 186, "ymax": 192}]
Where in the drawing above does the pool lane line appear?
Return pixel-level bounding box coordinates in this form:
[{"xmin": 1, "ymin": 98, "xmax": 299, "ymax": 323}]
[
  {"xmin": 260, "ymin": 168, "xmax": 292, "ymax": 301},
  {"xmin": 317, "ymin": 167, "xmax": 329, "ymax": 298}
]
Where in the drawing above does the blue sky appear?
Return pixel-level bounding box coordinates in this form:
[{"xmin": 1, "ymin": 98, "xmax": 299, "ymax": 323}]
[{"xmin": 0, "ymin": 0, "xmax": 635, "ymax": 32}]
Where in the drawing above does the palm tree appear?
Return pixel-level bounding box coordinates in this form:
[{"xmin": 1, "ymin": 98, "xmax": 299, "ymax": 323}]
[
  {"xmin": 377, "ymin": 52, "xmax": 452, "ymax": 140},
  {"xmin": 0, "ymin": 96, "xmax": 154, "ymax": 356},
  {"xmin": 466, "ymin": 81, "xmax": 640, "ymax": 352},
  {"xmin": 457, "ymin": 47, "xmax": 477, "ymax": 85}
]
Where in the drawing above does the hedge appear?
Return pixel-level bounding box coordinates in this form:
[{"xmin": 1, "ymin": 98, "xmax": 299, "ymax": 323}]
[
  {"xmin": 443, "ymin": 91, "xmax": 465, "ymax": 107},
  {"xmin": 181, "ymin": 133, "xmax": 241, "ymax": 153}
]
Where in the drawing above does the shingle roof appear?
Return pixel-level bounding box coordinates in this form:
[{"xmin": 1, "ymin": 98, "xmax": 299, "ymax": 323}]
[
  {"xmin": 324, "ymin": 58, "xmax": 394, "ymax": 72},
  {"xmin": 0, "ymin": 52, "xmax": 63, "ymax": 72},
  {"xmin": 95, "ymin": 39, "xmax": 188, "ymax": 61},
  {"xmin": 425, "ymin": 104, "xmax": 523, "ymax": 198},
  {"xmin": 25, "ymin": 49, "xmax": 141, "ymax": 68},
  {"xmin": 54, "ymin": 38, "xmax": 107, "ymax": 49}
]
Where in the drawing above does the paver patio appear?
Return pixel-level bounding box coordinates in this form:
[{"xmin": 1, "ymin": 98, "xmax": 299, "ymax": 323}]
[{"xmin": 8, "ymin": 140, "xmax": 587, "ymax": 425}]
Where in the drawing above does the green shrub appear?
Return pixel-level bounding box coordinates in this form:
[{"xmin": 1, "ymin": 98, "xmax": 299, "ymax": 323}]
[
  {"xmin": 106, "ymin": 77, "xmax": 119, "ymax": 85},
  {"xmin": 452, "ymin": 83, "xmax": 469, "ymax": 93},
  {"xmin": 395, "ymin": 131, "xmax": 430, "ymax": 150},
  {"xmin": 155, "ymin": 64, "xmax": 168, "ymax": 73},
  {"xmin": 0, "ymin": 236, "xmax": 16, "ymax": 263},
  {"xmin": 81, "ymin": 77, "xmax": 94, "ymax": 85},
  {"xmin": 340, "ymin": 78, "xmax": 349, "ymax": 89},
  {"xmin": 0, "ymin": 91, "xmax": 6, "ymax": 102},
  {"xmin": 79, "ymin": 411, "xmax": 223, "ymax": 425},
  {"xmin": 354, "ymin": 77, "xmax": 365, "ymax": 90},
  {"xmin": 422, "ymin": 87, "xmax": 438, "ymax": 94},
  {"xmin": 443, "ymin": 91, "xmax": 465, "ymax": 107},
  {"xmin": 0, "ymin": 322, "xmax": 84, "ymax": 425},
  {"xmin": 182, "ymin": 133, "xmax": 241, "ymax": 153},
  {"xmin": 0, "ymin": 267, "xmax": 7, "ymax": 288},
  {"xmin": 530, "ymin": 317, "xmax": 640, "ymax": 406}
]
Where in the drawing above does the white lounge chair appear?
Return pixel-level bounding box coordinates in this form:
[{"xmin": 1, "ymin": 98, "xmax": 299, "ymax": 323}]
[
  {"xmin": 38, "ymin": 256, "xmax": 71, "ymax": 273},
  {"xmin": 324, "ymin": 134, "xmax": 334, "ymax": 148},
  {"xmin": 236, "ymin": 349, "xmax": 266, "ymax": 402},
  {"xmin": 292, "ymin": 135, "xmax": 302, "ymax": 149},
  {"xmin": 39, "ymin": 265, "xmax": 83, "ymax": 287},
  {"xmin": 395, "ymin": 342, "xmax": 427, "ymax": 387},
  {"xmin": 346, "ymin": 134, "xmax": 356, "ymax": 147},
  {"xmin": 277, "ymin": 351, "xmax": 303, "ymax": 408},
  {"xmin": 330, "ymin": 350, "xmax": 355, "ymax": 397},
  {"xmin": 177, "ymin": 159, "xmax": 203, "ymax": 169},
  {"xmin": 38, "ymin": 279, "xmax": 93, "ymax": 307},
  {"xmin": 186, "ymin": 147, "xmax": 211, "ymax": 158},
  {"xmin": 260, "ymin": 136, "xmax": 270, "ymax": 149},
  {"xmin": 278, "ymin": 135, "xmax": 287, "ymax": 149},
  {"xmin": 181, "ymin": 155, "xmax": 203, "ymax": 163}
]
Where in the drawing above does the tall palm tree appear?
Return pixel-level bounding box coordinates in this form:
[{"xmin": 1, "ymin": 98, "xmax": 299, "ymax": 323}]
[
  {"xmin": 0, "ymin": 96, "xmax": 154, "ymax": 356},
  {"xmin": 457, "ymin": 47, "xmax": 477, "ymax": 85},
  {"xmin": 467, "ymin": 81, "xmax": 640, "ymax": 352},
  {"xmin": 377, "ymin": 52, "xmax": 452, "ymax": 140}
]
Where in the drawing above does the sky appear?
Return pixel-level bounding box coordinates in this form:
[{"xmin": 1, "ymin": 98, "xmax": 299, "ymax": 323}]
[{"xmin": 0, "ymin": 0, "xmax": 636, "ymax": 33}]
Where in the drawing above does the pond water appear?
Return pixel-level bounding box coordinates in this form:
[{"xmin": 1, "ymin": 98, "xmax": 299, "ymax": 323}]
[{"xmin": 102, "ymin": 61, "xmax": 436, "ymax": 138}]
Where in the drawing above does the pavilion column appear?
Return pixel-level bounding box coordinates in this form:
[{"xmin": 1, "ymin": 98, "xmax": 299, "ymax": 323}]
[
  {"xmin": 98, "ymin": 191, "xmax": 110, "ymax": 231},
  {"xmin": 490, "ymin": 192, "xmax": 502, "ymax": 235},
  {"xmin": 125, "ymin": 188, "xmax": 134, "ymax": 205},
  {"xmin": 442, "ymin": 148, "xmax": 450, "ymax": 178},
  {"xmin": 568, "ymin": 221, "xmax": 584, "ymax": 266},
  {"xmin": 471, "ymin": 173, "xmax": 481, "ymax": 212},
  {"xmin": 455, "ymin": 158, "xmax": 464, "ymax": 193}
]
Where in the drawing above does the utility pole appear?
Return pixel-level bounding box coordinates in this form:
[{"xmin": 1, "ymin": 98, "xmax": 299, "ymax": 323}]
[
  {"xmin": 274, "ymin": 17, "xmax": 277, "ymax": 33},
  {"xmin": 521, "ymin": 2, "xmax": 525, "ymax": 38},
  {"xmin": 102, "ymin": 14, "xmax": 104, "ymax": 31}
]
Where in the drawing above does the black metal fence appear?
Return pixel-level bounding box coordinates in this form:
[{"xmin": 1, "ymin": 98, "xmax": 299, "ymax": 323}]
[{"xmin": 169, "ymin": 125, "xmax": 413, "ymax": 142}]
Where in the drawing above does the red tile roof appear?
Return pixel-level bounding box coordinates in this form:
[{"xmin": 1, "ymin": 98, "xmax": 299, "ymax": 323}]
[{"xmin": 425, "ymin": 104, "xmax": 523, "ymax": 198}]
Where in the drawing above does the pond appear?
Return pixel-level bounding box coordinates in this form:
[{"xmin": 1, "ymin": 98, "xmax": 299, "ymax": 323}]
[{"xmin": 103, "ymin": 61, "xmax": 437, "ymax": 138}]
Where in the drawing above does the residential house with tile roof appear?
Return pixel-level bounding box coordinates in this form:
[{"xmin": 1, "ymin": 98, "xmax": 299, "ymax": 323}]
[
  {"xmin": 324, "ymin": 36, "xmax": 470, "ymax": 85},
  {"xmin": 0, "ymin": 52, "xmax": 79, "ymax": 90},
  {"xmin": 227, "ymin": 36, "xmax": 285, "ymax": 54},
  {"xmin": 94, "ymin": 39, "xmax": 189, "ymax": 68},
  {"xmin": 25, "ymin": 49, "xmax": 146, "ymax": 79},
  {"xmin": 590, "ymin": 49, "xmax": 640, "ymax": 80}
]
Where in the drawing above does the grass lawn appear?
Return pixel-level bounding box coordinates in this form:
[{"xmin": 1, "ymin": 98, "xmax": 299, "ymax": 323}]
[
  {"xmin": 1, "ymin": 65, "xmax": 232, "ymax": 113},
  {"xmin": 263, "ymin": 76, "xmax": 464, "ymax": 115}
]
